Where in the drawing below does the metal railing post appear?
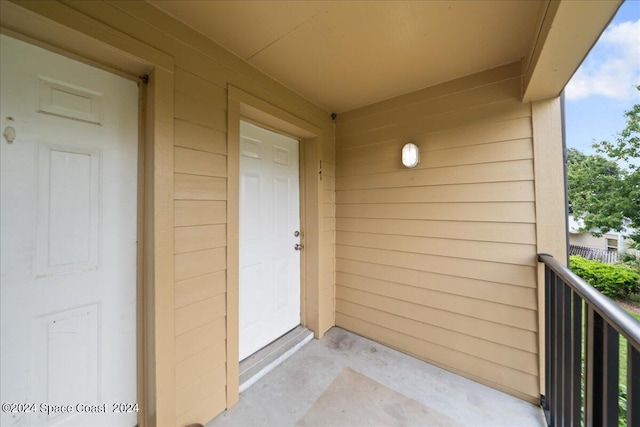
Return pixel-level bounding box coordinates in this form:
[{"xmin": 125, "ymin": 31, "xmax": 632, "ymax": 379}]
[
  {"xmin": 554, "ymin": 272, "xmax": 562, "ymax": 426},
  {"xmin": 571, "ymin": 291, "xmax": 582, "ymax": 425},
  {"xmin": 544, "ymin": 264, "xmax": 552, "ymax": 424},
  {"xmin": 538, "ymin": 253, "xmax": 640, "ymax": 427},
  {"xmin": 629, "ymin": 345, "xmax": 640, "ymax": 427},
  {"xmin": 602, "ymin": 324, "xmax": 620, "ymax": 425},
  {"xmin": 562, "ymin": 283, "xmax": 572, "ymax": 426}
]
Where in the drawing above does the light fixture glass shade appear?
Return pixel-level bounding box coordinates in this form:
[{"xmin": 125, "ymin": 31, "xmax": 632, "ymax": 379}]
[{"xmin": 402, "ymin": 142, "xmax": 420, "ymax": 168}]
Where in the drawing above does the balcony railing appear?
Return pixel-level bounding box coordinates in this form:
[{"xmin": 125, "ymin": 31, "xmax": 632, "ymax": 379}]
[{"xmin": 538, "ymin": 254, "xmax": 640, "ymax": 427}]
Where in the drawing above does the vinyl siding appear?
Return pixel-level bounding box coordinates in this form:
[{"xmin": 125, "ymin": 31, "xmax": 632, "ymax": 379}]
[
  {"xmin": 13, "ymin": 0, "xmax": 554, "ymax": 419},
  {"xmin": 170, "ymin": 72, "xmax": 228, "ymax": 423},
  {"xmin": 171, "ymin": 70, "xmax": 230, "ymax": 426},
  {"xmin": 48, "ymin": 2, "xmax": 335, "ymax": 425},
  {"xmin": 334, "ymin": 62, "xmax": 539, "ymax": 402},
  {"xmin": 570, "ymin": 232, "xmax": 620, "ymax": 251}
]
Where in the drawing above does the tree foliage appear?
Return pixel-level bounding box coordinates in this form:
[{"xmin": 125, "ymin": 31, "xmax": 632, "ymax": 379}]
[
  {"xmin": 567, "ymin": 148, "xmax": 628, "ymax": 235},
  {"xmin": 595, "ymin": 87, "xmax": 640, "ymax": 171},
  {"xmin": 567, "ymin": 87, "xmax": 640, "ymax": 242}
]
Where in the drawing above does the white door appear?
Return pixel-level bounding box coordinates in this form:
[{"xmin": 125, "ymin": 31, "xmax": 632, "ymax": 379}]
[
  {"xmin": 239, "ymin": 121, "xmax": 301, "ymax": 360},
  {"xmin": 0, "ymin": 35, "xmax": 138, "ymax": 426}
]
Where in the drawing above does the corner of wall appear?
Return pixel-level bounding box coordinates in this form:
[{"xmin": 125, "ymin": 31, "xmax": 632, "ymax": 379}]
[{"xmin": 531, "ymin": 95, "xmax": 567, "ymax": 397}]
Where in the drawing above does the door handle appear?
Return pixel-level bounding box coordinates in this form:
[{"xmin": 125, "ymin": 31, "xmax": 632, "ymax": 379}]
[{"xmin": 294, "ymin": 244, "xmax": 303, "ymax": 251}]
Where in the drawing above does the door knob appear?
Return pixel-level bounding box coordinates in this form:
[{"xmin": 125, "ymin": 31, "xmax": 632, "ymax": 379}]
[{"xmin": 294, "ymin": 244, "xmax": 303, "ymax": 251}]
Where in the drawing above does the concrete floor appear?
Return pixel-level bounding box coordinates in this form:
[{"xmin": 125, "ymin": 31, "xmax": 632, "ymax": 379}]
[{"xmin": 208, "ymin": 327, "xmax": 546, "ymax": 427}]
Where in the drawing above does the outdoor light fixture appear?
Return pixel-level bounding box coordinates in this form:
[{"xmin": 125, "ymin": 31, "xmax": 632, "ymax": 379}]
[{"xmin": 401, "ymin": 142, "xmax": 420, "ymax": 168}]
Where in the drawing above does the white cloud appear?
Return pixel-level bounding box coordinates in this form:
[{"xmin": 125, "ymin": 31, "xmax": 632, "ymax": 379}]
[{"xmin": 565, "ymin": 19, "xmax": 640, "ymax": 100}]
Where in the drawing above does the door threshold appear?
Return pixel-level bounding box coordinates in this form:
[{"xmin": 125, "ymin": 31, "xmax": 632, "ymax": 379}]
[{"xmin": 239, "ymin": 325, "xmax": 314, "ymax": 393}]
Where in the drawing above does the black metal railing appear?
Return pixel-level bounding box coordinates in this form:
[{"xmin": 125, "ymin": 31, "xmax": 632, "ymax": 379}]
[{"xmin": 539, "ymin": 254, "xmax": 640, "ymax": 427}]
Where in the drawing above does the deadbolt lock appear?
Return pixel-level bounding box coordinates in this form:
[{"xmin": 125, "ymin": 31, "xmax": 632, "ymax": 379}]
[{"xmin": 294, "ymin": 231, "xmax": 300, "ymax": 237}]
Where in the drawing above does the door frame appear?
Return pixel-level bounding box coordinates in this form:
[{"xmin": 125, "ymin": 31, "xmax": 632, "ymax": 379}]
[
  {"xmin": 237, "ymin": 117, "xmax": 304, "ymax": 362},
  {"xmin": 227, "ymin": 85, "xmax": 324, "ymax": 407},
  {"xmin": 0, "ymin": 3, "xmax": 176, "ymax": 426}
]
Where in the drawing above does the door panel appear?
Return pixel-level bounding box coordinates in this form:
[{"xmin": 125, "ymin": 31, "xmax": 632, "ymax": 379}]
[
  {"xmin": 0, "ymin": 35, "xmax": 138, "ymax": 426},
  {"xmin": 239, "ymin": 121, "xmax": 301, "ymax": 360},
  {"xmin": 32, "ymin": 304, "xmax": 100, "ymax": 426},
  {"xmin": 35, "ymin": 145, "xmax": 100, "ymax": 276}
]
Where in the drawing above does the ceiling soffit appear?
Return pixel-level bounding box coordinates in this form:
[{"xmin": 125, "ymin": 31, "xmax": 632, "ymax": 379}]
[{"xmin": 151, "ymin": 1, "xmax": 549, "ymax": 112}]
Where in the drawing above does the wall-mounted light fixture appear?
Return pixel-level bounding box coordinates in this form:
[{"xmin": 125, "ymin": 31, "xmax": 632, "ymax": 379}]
[{"xmin": 401, "ymin": 142, "xmax": 420, "ymax": 168}]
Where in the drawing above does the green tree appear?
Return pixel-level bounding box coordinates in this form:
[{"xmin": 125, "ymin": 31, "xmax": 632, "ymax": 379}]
[
  {"xmin": 595, "ymin": 87, "xmax": 640, "ymax": 170},
  {"xmin": 568, "ymin": 88, "xmax": 639, "ymax": 243},
  {"xmin": 567, "ymin": 148, "xmax": 630, "ymax": 235}
]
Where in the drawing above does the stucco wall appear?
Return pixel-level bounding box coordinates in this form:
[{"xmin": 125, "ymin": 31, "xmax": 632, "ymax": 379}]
[{"xmin": 334, "ymin": 62, "xmax": 541, "ymax": 402}]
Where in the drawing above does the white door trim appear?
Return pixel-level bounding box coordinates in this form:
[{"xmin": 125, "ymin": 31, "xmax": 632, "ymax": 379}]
[
  {"xmin": 227, "ymin": 85, "xmax": 324, "ymax": 408},
  {"xmin": 238, "ymin": 120, "xmax": 302, "ymax": 361}
]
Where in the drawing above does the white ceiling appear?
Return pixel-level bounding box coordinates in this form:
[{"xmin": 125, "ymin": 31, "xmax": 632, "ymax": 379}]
[{"xmin": 150, "ymin": 1, "xmax": 543, "ymax": 113}]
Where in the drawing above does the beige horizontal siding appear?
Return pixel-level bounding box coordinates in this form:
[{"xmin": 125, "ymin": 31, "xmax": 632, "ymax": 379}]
[
  {"xmin": 337, "ymin": 231, "xmax": 536, "ymax": 266},
  {"xmin": 175, "ymin": 92, "xmax": 226, "ymax": 131},
  {"xmin": 175, "ymin": 294, "xmax": 226, "ymax": 335},
  {"xmin": 336, "ymin": 77, "xmax": 523, "ymax": 137},
  {"xmin": 174, "ymin": 147, "xmax": 227, "ymax": 178},
  {"xmin": 336, "ymin": 218, "xmax": 536, "ymax": 245},
  {"xmin": 336, "ymin": 298, "xmax": 537, "ymax": 374},
  {"xmin": 175, "ymin": 224, "xmax": 226, "ymax": 254},
  {"xmin": 336, "ymin": 181, "xmax": 535, "ymax": 204},
  {"xmin": 175, "ymin": 366, "xmax": 225, "ymax": 417},
  {"xmin": 337, "ymin": 138, "xmax": 533, "ymax": 177},
  {"xmin": 336, "ymin": 260, "xmax": 537, "ymax": 310},
  {"xmin": 175, "ymin": 317, "xmax": 226, "ymax": 363},
  {"xmin": 175, "ymin": 68, "xmax": 226, "ymax": 108},
  {"xmin": 174, "ymin": 174, "xmax": 226, "ymax": 201},
  {"xmin": 174, "ymin": 247, "xmax": 226, "ymax": 282},
  {"xmin": 337, "ymin": 281, "xmax": 537, "ymax": 334},
  {"xmin": 174, "ymin": 120, "xmax": 226, "ymax": 155},
  {"xmin": 175, "ymin": 201, "xmax": 226, "ymax": 227},
  {"xmin": 337, "ymin": 202, "xmax": 536, "ymax": 223},
  {"xmin": 337, "ymin": 62, "xmax": 523, "ymax": 122},
  {"xmin": 336, "ymin": 313, "xmax": 539, "ymax": 401},
  {"xmin": 339, "ymin": 100, "xmax": 532, "ymax": 151},
  {"xmin": 175, "ymin": 294, "xmax": 226, "ymax": 336},
  {"xmin": 336, "ymin": 159, "xmax": 534, "ymax": 191},
  {"xmin": 335, "ymin": 62, "xmax": 539, "ymax": 401},
  {"xmin": 50, "ymin": 2, "xmax": 336, "ymax": 423},
  {"xmin": 175, "ymin": 271, "xmax": 226, "ymax": 309},
  {"xmin": 171, "ymin": 65, "xmax": 227, "ymax": 424},
  {"xmin": 175, "ymin": 345, "xmax": 226, "ymax": 389},
  {"xmin": 336, "ymin": 245, "xmax": 536, "ymax": 288}
]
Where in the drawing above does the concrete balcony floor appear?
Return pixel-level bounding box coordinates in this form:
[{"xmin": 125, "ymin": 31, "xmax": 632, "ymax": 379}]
[{"xmin": 208, "ymin": 327, "xmax": 546, "ymax": 427}]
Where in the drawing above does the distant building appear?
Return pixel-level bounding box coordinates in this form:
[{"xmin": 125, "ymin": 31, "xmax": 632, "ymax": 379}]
[{"xmin": 568, "ymin": 214, "xmax": 634, "ymax": 253}]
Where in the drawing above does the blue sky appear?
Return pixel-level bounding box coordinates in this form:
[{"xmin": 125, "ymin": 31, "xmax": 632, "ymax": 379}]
[{"xmin": 564, "ymin": 0, "xmax": 640, "ymax": 158}]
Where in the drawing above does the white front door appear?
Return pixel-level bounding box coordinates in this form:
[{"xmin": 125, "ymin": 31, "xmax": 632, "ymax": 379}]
[
  {"xmin": 239, "ymin": 121, "xmax": 301, "ymax": 360},
  {"xmin": 0, "ymin": 35, "xmax": 138, "ymax": 426}
]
